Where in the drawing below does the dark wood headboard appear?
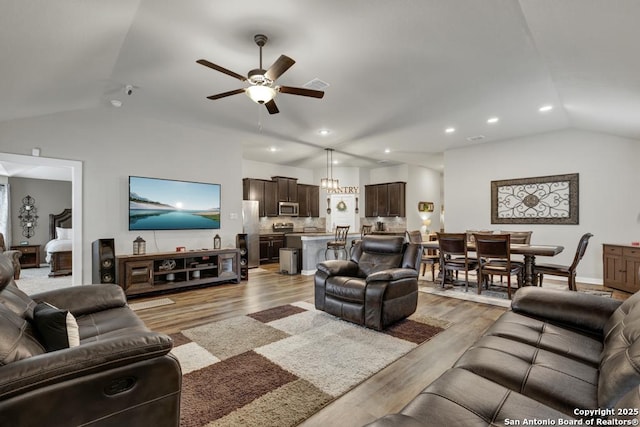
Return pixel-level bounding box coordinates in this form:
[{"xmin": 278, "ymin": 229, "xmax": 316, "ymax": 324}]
[{"xmin": 49, "ymin": 208, "xmax": 72, "ymax": 240}]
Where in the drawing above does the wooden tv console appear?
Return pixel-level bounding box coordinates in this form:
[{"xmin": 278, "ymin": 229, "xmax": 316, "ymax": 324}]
[{"xmin": 116, "ymin": 248, "xmax": 240, "ymax": 297}]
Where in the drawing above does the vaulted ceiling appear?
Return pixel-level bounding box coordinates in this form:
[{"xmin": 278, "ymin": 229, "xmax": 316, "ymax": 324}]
[{"xmin": 2, "ymin": 0, "xmax": 639, "ymax": 173}]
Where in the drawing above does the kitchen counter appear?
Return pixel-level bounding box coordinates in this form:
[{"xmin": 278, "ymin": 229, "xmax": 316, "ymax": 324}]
[{"xmin": 285, "ymin": 232, "xmax": 361, "ymax": 275}]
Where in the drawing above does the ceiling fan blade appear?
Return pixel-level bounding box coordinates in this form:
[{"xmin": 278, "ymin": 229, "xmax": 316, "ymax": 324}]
[
  {"xmin": 206, "ymin": 88, "xmax": 245, "ymax": 100},
  {"xmin": 278, "ymin": 85, "xmax": 325, "ymax": 99},
  {"xmin": 265, "ymin": 99, "xmax": 279, "ymax": 114},
  {"xmin": 264, "ymin": 55, "xmax": 295, "ymax": 81},
  {"xmin": 197, "ymin": 59, "xmax": 247, "ymax": 82}
]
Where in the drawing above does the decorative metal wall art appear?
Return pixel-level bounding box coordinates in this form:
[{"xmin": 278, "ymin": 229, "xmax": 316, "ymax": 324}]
[
  {"xmin": 491, "ymin": 173, "xmax": 579, "ymax": 224},
  {"xmin": 418, "ymin": 201, "xmax": 434, "ymax": 212},
  {"xmin": 18, "ymin": 195, "xmax": 39, "ymax": 238}
]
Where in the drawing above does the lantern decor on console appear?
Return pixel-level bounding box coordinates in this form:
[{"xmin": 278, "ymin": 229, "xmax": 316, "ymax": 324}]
[
  {"xmin": 18, "ymin": 195, "xmax": 38, "ymax": 238},
  {"xmin": 213, "ymin": 234, "xmax": 221, "ymax": 249},
  {"xmin": 133, "ymin": 236, "xmax": 146, "ymax": 255}
]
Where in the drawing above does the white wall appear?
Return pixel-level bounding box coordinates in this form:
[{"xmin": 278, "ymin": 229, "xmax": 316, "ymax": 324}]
[
  {"xmin": 406, "ymin": 165, "xmax": 442, "ymax": 233},
  {"xmin": 0, "ymin": 107, "xmax": 244, "ymax": 284},
  {"xmin": 368, "ymin": 164, "xmax": 443, "ymax": 233},
  {"xmin": 242, "ymin": 159, "xmax": 315, "ymax": 184},
  {"xmin": 444, "ymin": 129, "xmax": 640, "ymax": 282},
  {"xmin": 9, "ymin": 177, "xmax": 72, "ymax": 254}
]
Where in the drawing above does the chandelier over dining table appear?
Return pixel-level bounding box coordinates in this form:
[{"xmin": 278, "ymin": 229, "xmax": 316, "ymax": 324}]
[{"xmin": 320, "ymin": 148, "xmax": 339, "ymax": 190}]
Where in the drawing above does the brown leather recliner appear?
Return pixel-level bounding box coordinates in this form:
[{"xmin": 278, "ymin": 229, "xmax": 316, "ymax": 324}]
[
  {"xmin": 314, "ymin": 235, "xmax": 421, "ymax": 331},
  {"xmin": 0, "ymin": 254, "xmax": 182, "ymax": 427},
  {"xmin": 0, "ymin": 233, "xmax": 21, "ymax": 279}
]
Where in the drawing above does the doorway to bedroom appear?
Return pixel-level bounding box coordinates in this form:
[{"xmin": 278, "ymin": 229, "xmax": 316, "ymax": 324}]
[{"xmin": 0, "ymin": 152, "xmax": 83, "ymax": 287}]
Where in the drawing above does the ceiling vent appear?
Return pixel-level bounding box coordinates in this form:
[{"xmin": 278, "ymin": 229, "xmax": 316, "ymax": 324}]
[
  {"xmin": 466, "ymin": 135, "xmax": 486, "ymax": 142},
  {"xmin": 304, "ymin": 78, "xmax": 330, "ymax": 91}
]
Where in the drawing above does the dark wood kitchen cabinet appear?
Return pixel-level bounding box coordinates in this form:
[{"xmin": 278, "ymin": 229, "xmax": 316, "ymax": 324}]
[
  {"xmin": 243, "ymin": 178, "xmax": 278, "ymax": 217},
  {"xmin": 272, "ymin": 176, "xmax": 298, "ymax": 202},
  {"xmin": 259, "ymin": 235, "xmax": 284, "ymax": 263},
  {"xmin": 364, "ymin": 182, "xmax": 406, "ymax": 217},
  {"xmin": 297, "ymin": 184, "xmax": 320, "ymax": 217}
]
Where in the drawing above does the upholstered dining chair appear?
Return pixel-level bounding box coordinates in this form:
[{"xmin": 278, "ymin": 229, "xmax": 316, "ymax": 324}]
[
  {"xmin": 406, "ymin": 230, "xmax": 439, "ymax": 281},
  {"xmin": 534, "ymin": 232, "xmax": 593, "ymax": 291},
  {"xmin": 437, "ymin": 232, "xmax": 478, "ymax": 291},
  {"xmin": 474, "ymin": 233, "xmax": 523, "ymax": 299},
  {"xmin": 325, "ymin": 225, "xmax": 350, "ymax": 260}
]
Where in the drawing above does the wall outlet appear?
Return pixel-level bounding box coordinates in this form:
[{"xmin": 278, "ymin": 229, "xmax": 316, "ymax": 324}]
[{"xmin": 229, "ymin": 212, "xmax": 238, "ymax": 220}]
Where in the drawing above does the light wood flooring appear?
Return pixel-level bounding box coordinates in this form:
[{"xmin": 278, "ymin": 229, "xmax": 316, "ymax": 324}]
[{"xmin": 134, "ymin": 264, "xmax": 628, "ymax": 426}]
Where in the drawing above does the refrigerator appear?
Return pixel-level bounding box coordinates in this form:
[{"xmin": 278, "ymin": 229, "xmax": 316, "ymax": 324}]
[{"xmin": 242, "ymin": 200, "xmax": 260, "ymax": 268}]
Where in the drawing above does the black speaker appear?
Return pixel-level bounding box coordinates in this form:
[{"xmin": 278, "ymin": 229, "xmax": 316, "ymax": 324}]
[
  {"xmin": 236, "ymin": 233, "xmax": 248, "ymax": 281},
  {"xmin": 92, "ymin": 239, "xmax": 116, "ymax": 284}
]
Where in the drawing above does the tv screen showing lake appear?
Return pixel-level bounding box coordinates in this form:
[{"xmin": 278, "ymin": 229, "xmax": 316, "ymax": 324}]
[
  {"xmin": 128, "ymin": 176, "xmax": 221, "ymax": 230},
  {"xmin": 130, "ymin": 209, "xmax": 220, "ymax": 230}
]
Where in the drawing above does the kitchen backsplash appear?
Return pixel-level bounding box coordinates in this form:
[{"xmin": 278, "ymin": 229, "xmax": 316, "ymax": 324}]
[{"xmin": 259, "ymin": 217, "xmax": 406, "ymax": 233}]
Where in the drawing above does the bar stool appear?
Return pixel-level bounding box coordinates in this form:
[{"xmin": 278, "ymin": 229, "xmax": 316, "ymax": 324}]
[
  {"xmin": 325, "ymin": 225, "xmax": 350, "ymax": 260},
  {"xmin": 350, "ymin": 224, "xmax": 372, "ymax": 256}
]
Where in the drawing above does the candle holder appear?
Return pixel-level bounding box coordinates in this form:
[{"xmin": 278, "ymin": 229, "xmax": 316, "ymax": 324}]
[
  {"xmin": 18, "ymin": 195, "xmax": 38, "ymax": 238},
  {"xmin": 133, "ymin": 236, "xmax": 146, "ymax": 255}
]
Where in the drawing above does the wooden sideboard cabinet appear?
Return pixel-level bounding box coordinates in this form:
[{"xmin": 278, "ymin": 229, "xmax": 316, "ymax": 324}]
[
  {"xmin": 117, "ymin": 248, "xmax": 240, "ymax": 297},
  {"xmin": 603, "ymin": 244, "xmax": 640, "ymax": 293}
]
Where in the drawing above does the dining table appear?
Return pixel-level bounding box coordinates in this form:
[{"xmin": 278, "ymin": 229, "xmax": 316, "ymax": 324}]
[{"xmin": 422, "ymin": 241, "xmax": 565, "ymax": 287}]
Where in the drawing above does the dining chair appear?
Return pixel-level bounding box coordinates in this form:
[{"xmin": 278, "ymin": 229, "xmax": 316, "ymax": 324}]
[
  {"xmin": 474, "ymin": 233, "xmax": 523, "ymax": 299},
  {"xmin": 437, "ymin": 232, "xmax": 478, "ymax": 291},
  {"xmin": 491, "ymin": 231, "xmax": 532, "ymax": 283},
  {"xmin": 350, "ymin": 224, "xmax": 372, "ymax": 257},
  {"xmin": 325, "ymin": 225, "xmax": 350, "ymax": 260},
  {"xmin": 534, "ymin": 232, "xmax": 593, "ymax": 291},
  {"xmin": 406, "ymin": 230, "xmax": 439, "ymax": 281}
]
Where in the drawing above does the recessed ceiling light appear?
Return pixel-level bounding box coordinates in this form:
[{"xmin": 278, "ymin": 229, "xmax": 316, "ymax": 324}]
[
  {"xmin": 445, "ymin": 127, "xmax": 456, "ymax": 134},
  {"xmin": 487, "ymin": 117, "xmax": 499, "ymax": 124},
  {"xmin": 384, "ymin": 148, "xmax": 391, "ymax": 154},
  {"xmin": 539, "ymin": 105, "xmax": 553, "ymax": 112},
  {"xmin": 318, "ymin": 129, "xmax": 331, "ymax": 136},
  {"xmin": 110, "ymin": 99, "xmax": 122, "ymax": 108},
  {"xmin": 269, "ymin": 147, "xmax": 277, "ymax": 152}
]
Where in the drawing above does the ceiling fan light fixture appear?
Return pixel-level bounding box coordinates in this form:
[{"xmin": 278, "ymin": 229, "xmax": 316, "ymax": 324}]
[{"xmin": 246, "ymin": 85, "xmax": 276, "ymax": 104}]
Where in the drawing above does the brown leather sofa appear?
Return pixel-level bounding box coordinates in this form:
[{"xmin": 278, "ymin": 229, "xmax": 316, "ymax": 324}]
[
  {"xmin": 0, "ymin": 254, "xmax": 181, "ymax": 427},
  {"xmin": 366, "ymin": 286, "xmax": 640, "ymax": 426},
  {"xmin": 315, "ymin": 235, "xmax": 421, "ymax": 331}
]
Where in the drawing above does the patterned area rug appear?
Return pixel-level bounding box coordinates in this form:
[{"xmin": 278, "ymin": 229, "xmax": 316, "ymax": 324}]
[
  {"xmin": 170, "ymin": 301, "xmax": 449, "ymax": 427},
  {"xmin": 420, "ymin": 277, "xmax": 612, "ymax": 308}
]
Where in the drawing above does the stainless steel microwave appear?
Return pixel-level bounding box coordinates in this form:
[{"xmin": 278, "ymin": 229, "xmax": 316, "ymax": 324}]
[{"xmin": 278, "ymin": 202, "xmax": 299, "ymax": 216}]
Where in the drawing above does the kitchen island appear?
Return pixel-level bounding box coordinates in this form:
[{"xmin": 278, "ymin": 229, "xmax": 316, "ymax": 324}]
[{"xmin": 285, "ymin": 232, "xmax": 361, "ymax": 275}]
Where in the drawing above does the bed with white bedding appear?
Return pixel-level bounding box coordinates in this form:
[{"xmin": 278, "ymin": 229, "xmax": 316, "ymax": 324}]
[{"xmin": 47, "ymin": 209, "xmax": 72, "ymax": 277}]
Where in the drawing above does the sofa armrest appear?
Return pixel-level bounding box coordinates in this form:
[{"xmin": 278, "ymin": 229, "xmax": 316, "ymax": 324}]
[
  {"xmin": 511, "ymin": 287, "xmax": 622, "ymax": 336},
  {"xmin": 366, "ymin": 268, "xmax": 419, "ymax": 283},
  {"xmin": 316, "ymin": 260, "xmax": 359, "ymax": 277},
  {"xmin": 0, "ymin": 331, "xmax": 173, "ymax": 400},
  {"xmin": 30, "ymin": 284, "xmax": 127, "ymax": 316}
]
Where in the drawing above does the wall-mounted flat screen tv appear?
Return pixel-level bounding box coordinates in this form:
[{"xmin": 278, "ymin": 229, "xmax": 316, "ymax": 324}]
[{"xmin": 129, "ymin": 176, "xmax": 221, "ymax": 230}]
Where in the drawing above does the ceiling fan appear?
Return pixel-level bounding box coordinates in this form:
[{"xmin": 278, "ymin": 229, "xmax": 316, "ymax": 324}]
[{"xmin": 197, "ymin": 34, "xmax": 324, "ymax": 114}]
